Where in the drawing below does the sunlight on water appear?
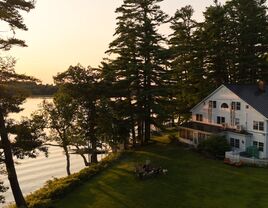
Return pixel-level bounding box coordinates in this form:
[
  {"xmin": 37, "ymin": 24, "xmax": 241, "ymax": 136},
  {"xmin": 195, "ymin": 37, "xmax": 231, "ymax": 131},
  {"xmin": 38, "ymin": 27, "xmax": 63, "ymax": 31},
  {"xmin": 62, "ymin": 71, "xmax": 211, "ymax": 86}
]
[{"xmin": 1, "ymin": 97, "xmax": 92, "ymax": 207}]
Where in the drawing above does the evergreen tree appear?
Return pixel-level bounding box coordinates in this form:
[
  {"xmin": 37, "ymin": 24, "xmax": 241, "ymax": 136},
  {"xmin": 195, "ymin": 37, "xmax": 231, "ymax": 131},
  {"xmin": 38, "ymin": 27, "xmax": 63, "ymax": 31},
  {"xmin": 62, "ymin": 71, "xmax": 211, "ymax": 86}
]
[
  {"xmin": 0, "ymin": 1, "xmax": 35, "ymax": 206},
  {"xmin": 0, "ymin": 0, "xmax": 34, "ymax": 50},
  {"xmin": 224, "ymin": 0, "xmax": 268, "ymax": 83},
  {"xmin": 201, "ymin": 2, "xmax": 231, "ymax": 86},
  {"xmin": 106, "ymin": 0, "xmax": 169, "ymax": 144},
  {"xmin": 169, "ymin": 6, "xmax": 206, "ymax": 116},
  {"xmin": 201, "ymin": 0, "xmax": 268, "ymax": 84},
  {"xmin": 0, "ymin": 57, "xmax": 46, "ymax": 207}
]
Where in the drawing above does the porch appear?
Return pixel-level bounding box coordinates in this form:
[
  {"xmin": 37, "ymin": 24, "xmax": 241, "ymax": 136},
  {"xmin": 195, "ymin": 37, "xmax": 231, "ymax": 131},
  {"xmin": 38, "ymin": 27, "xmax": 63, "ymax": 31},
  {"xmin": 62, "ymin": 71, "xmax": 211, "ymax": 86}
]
[{"xmin": 178, "ymin": 122, "xmax": 223, "ymax": 147}]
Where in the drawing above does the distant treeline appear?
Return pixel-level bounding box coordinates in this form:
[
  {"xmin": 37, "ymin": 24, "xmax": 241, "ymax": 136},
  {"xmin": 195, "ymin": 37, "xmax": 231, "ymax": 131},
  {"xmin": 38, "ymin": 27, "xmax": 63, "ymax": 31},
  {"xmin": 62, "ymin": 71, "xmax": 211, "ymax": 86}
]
[{"xmin": 8, "ymin": 81, "xmax": 58, "ymax": 96}]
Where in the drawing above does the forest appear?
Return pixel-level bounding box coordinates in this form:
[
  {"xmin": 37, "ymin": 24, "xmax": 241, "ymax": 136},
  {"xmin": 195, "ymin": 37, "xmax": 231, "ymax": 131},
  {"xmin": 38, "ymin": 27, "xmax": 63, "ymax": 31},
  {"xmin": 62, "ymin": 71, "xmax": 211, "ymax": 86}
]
[
  {"xmin": 7, "ymin": 81, "xmax": 57, "ymax": 96},
  {"xmin": 0, "ymin": 0, "xmax": 268, "ymax": 207}
]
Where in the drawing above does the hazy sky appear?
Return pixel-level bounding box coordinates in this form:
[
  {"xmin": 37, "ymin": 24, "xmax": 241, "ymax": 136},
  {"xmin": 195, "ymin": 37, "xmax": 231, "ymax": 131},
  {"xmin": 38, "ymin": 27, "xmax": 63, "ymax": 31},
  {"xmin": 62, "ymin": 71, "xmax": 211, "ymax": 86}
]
[{"xmin": 4, "ymin": 0, "xmax": 226, "ymax": 84}]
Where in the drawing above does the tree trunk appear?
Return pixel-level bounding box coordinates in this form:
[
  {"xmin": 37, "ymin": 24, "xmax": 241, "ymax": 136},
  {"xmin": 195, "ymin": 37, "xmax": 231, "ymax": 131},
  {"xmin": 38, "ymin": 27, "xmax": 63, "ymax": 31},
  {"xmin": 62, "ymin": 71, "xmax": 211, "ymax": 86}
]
[
  {"xmin": 63, "ymin": 145, "xmax": 71, "ymax": 176},
  {"xmin": 144, "ymin": 108, "xmax": 151, "ymax": 144},
  {"xmin": 138, "ymin": 120, "xmax": 143, "ymax": 145},
  {"xmin": 0, "ymin": 110, "xmax": 27, "ymax": 208},
  {"xmin": 131, "ymin": 124, "xmax": 136, "ymax": 148},
  {"xmin": 79, "ymin": 153, "xmax": 89, "ymax": 166},
  {"xmin": 90, "ymin": 138, "xmax": 98, "ymax": 163},
  {"xmin": 74, "ymin": 146, "xmax": 89, "ymax": 166},
  {"xmin": 123, "ymin": 137, "xmax": 128, "ymax": 150},
  {"xmin": 128, "ymin": 96, "xmax": 136, "ymax": 148}
]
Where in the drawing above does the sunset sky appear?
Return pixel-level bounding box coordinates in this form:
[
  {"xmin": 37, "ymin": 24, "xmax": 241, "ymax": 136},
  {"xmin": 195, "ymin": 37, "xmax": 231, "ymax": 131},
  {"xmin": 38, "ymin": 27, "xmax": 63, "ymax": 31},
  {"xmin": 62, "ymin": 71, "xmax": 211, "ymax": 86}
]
[{"xmin": 4, "ymin": 0, "xmax": 227, "ymax": 84}]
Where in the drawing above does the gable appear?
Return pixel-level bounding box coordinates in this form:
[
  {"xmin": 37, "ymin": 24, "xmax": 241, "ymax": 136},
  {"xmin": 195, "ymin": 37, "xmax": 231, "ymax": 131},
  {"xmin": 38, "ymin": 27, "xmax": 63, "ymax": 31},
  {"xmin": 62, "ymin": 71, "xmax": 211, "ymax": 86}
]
[{"xmin": 191, "ymin": 85, "xmax": 267, "ymax": 120}]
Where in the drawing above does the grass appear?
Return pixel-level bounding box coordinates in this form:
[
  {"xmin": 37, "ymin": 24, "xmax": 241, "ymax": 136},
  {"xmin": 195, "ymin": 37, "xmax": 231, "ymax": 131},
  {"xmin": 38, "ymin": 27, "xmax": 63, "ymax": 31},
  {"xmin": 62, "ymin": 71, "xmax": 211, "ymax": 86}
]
[{"xmin": 54, "ymin": 143, "xmax": 268, "ymax": 208}]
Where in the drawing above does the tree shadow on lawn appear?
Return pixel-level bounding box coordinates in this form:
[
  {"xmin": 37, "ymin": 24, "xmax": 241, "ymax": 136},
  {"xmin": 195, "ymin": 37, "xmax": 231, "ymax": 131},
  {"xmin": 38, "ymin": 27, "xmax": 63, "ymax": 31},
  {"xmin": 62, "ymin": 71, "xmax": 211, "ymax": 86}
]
[
  {"xmin": 55, "ymin": 144, "xmax": 268, "ymax": 208},
  {"xmin": 62, "ymin": 146, "xmax": 191, "ymax": 208}
]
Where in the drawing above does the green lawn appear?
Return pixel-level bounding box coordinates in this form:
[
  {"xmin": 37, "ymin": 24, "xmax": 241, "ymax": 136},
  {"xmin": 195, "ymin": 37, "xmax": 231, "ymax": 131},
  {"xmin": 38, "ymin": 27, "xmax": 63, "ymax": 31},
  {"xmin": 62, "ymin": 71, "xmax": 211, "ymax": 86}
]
[{"xmin": 54, "ymin": 143, "xmax": 268, "ymax": 208}]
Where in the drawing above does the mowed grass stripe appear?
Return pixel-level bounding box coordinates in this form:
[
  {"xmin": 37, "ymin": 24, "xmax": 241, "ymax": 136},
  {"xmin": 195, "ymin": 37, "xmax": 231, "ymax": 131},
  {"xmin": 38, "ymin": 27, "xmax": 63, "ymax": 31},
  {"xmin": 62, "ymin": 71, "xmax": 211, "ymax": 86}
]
[{"xmin": 54, "ymin": 144, "xmax": 268, "ymax": 208}]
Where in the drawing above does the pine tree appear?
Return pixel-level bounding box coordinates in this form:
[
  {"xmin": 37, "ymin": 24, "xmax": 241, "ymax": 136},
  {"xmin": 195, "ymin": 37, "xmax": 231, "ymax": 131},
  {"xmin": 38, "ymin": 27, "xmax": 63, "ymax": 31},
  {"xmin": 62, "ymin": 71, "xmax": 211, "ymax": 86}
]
[
  {"xmin": 0, "ymin": 58, "xmax": 41, "ymax": 207},
  {"xmin": 106, "ymin": 0, "xmax": 169, "ymax": 144},
  {"xmin": 0, "ymin": 2, "xmax": 35, "ymax": 206},
  {"xmin": 201, "ymin": 2, "xmax": 231, "ymax": 86},
  {"xmin": 169, "ymin": 5, "xmax": 206, "ymax": 116},
  {"xmin": 224, "ymin": 0, "xmax": 268, "ymax": 83},
  {"xmin": 201, "ymin": 0, "xmax": 268, "ymax": 84}
]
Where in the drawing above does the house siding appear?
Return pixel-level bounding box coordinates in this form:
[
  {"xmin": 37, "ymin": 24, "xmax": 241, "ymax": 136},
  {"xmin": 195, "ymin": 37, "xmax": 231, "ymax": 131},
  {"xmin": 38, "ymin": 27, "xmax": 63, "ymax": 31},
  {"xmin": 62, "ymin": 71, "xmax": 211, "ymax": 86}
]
[{"xmin": 185, "ymin": 85, "xmax": 268, "ymax": 159}]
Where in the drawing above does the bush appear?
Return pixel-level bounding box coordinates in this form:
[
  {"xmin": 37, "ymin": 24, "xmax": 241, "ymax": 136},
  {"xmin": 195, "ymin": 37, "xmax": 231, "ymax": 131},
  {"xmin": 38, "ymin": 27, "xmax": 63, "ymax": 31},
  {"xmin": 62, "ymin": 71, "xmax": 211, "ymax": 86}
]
[
  {"xmin": 198, "ymin": 135, "xmax": 231, "ymax": 159},
  {"xmin": 168, "ymin": 133, "xmax": 179, "ymax": 143},
  {"xmin": 17, "ymin": 153, "xmax": 123, "ymax": 208}
]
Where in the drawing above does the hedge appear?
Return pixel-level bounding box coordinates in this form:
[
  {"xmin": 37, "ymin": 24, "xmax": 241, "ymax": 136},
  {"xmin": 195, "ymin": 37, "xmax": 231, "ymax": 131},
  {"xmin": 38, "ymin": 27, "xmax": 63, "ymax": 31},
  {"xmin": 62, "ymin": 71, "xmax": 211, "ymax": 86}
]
[{"xmin": 8, "ymin": 152, "xmax": 123, "ymax": 208}]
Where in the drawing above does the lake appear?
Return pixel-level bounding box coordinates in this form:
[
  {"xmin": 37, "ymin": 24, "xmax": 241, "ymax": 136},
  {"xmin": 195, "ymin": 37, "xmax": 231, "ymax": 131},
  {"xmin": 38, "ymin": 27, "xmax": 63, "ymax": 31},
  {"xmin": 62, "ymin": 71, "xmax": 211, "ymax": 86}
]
[{"xmin": 1, "ymin": 97, "xmax": 100, "ymax": 206}]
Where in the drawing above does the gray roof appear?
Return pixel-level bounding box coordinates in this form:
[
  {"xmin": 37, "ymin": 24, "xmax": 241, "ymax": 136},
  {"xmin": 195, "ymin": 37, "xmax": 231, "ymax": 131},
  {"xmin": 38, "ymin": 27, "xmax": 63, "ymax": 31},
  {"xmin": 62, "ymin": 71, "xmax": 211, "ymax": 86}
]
[
  {"xmin": 225, "ymin": 84, "xmax": 268, "ymax": 118},
  {"xmin": 180, "ymin": 121, "xmax": 251, "ymax": 135}
]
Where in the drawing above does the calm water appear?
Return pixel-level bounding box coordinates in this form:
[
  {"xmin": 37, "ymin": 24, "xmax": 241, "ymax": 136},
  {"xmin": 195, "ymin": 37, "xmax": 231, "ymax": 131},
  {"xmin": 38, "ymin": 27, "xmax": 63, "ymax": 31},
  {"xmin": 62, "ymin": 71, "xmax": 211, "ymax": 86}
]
[{"xmin": 1, "ymin": 97, "xmax": 95, "ymax": 206}]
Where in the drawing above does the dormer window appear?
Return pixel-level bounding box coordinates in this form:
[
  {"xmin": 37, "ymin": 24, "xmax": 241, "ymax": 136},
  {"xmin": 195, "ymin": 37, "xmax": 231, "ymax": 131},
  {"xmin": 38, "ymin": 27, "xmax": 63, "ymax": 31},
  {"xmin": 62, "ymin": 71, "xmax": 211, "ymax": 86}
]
[{"xmin": 221, "ymin": 103, "xmax": 229, "ymax": 108}]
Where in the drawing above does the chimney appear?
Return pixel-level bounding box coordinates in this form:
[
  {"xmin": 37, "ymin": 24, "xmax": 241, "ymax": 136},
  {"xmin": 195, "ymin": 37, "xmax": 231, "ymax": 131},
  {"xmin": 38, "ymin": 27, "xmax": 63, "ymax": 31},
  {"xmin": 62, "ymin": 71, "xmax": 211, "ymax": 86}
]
[{"xmin": 258, "ymin": 80, "xmax": 265, "ymax": 92}]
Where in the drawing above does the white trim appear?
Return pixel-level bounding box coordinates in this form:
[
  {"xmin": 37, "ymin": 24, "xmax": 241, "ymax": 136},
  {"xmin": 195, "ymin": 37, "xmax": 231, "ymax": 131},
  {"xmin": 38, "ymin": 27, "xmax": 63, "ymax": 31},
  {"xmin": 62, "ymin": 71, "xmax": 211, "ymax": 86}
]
[
  {"xmin": 191, "ymin": 84, "xmax": 225, "ymax": 112},
  {"xmin": 190, "ymin": 84, "xmax": 268, "ymax": 120}
]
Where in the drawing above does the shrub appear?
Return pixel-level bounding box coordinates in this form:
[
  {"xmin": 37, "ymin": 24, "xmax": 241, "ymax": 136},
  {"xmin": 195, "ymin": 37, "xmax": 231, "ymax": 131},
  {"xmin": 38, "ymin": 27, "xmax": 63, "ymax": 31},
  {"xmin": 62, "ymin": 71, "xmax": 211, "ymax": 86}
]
[
  {"xmin": 15, "ymin": 152, "xmax": 123, "ymax": 208},
  {"xmin": 198, "ymin": 135, "xmax": 231, "ymax": 159},
  {"xmin": 168, "ymin": 133, "xmax": 179, "ymax": 143}
]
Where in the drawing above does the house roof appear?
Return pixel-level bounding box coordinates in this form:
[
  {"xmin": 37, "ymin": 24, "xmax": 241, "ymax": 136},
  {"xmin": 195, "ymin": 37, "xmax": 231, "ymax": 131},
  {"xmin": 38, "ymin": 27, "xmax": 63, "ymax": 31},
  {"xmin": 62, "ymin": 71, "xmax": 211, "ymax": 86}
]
[
  {"xmin": 180, "ymin": 121, "xmax": 251, "ymax": 135},
  {"xmin": 180, "ymin": 122, "xmax": 223, "ymax": 134},
  {"xmin": 225, "ymin": 84, "xmax": 268, "ymax": 119},
  {"xmin": 180, "ymin": 121, "xmax": 252, "ymax": 135}
]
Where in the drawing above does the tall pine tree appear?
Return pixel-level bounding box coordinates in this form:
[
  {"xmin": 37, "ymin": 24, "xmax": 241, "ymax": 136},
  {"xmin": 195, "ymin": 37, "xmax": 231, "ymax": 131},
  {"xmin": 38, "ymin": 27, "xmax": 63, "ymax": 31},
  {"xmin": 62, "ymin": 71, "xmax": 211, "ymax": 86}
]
[
  {"xmin": 224, "ymin": 0, "xmax": 268, "ymax": 83},
  {"xmin": 169, "ymin": 5, "xmax": 206, "ymax": 116},
  {"xmin": 106, "ymin": 0, "xmax": 169, "ymax": 144}
]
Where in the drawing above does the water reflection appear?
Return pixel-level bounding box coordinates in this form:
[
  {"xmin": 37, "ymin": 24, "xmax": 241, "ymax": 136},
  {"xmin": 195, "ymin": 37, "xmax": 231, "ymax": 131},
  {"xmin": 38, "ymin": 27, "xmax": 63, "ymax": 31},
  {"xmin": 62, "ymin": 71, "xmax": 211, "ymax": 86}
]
[{"xmin": 1, "ymin": 97, "xmax": 92, "ymax": 206}]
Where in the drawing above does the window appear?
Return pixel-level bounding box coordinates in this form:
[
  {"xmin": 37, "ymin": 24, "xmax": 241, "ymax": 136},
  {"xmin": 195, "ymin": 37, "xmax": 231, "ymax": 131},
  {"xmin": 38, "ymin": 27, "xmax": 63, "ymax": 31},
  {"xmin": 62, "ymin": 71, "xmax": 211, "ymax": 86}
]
[
  {"xmin": 217, "ymin": 116, "xmax": 225, "ymax": 124},
  {"xmin": 236, "ymin": 102, "xmax": 241, "ymax": 110},
  {"xmin": 253, "ymin": 141, "xmax": 264, "ymax": 152},
  {"xmin": 231, "ymin": 102, "xmax": 241, "ymax": 110},
  {"xmin": 253, "ymin": 121, "xmax": 259, "ymax": 130},
  {"xmin": 259, "ymin": 122, "xmax": 264, "ymax": 131},
  {"xmin": 259, "ymin": 142, "xmax": 264, "ymax": 152},
  {"xmin": 234, "ymin": 139, "xmax": 240, "ymax": 148},
  {"xmin": 230, "ymin": 138, "xmax": 235, "ymax": 147},
  {"xmin": 235, "ymin": 118, "xmax": 240, "ymax": 125},
  {"xmin": 209, "ymin": 101, "xmax": 212, "ymax": 108},
  {"xmin": 253, "ymin": 121, "xmax": 264, "ymax": 131},
  {"xmin": 230, "ymin": 138, "xmax": 240, "ymax": 148},
  {"xmin": 246, "ymin": 105, "xmax": 249, "ymax": 109},
  {"xmin": 221, "ymin": 103, "xmax": 229, "ymax": 108},
  {"xmin": 196, "ymin": 114, "xmax": 203, "ymax": 121},
  {"xmin": 253, "ymin": 141, "xmax": 258, "ymax": 147},
  {"xmin": 188, "ymin": 130, "xmax": 193, "ymax": 141},
  {"xmin": 231, "ymin": 102, "xmax": 235, "ymax": 110},
  {"xmin": 198, "ymin": 133, "xmax": 206, "ymax": 144},
  {"xmin": 209, "ymin": 100, "xmax": 217, "ymax": 108},
  {"xmin": 213, "ymin": 101, "xmax": 217, "ymax": 108}
]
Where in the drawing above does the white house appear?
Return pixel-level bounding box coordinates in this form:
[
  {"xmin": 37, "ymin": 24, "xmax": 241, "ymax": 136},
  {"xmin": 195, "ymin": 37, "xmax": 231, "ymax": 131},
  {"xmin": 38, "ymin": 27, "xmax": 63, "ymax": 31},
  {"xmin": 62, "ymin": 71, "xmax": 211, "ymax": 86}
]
[{"xmin": 179, "ymin": 83, "xmax": 268, "ymax": 159}]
